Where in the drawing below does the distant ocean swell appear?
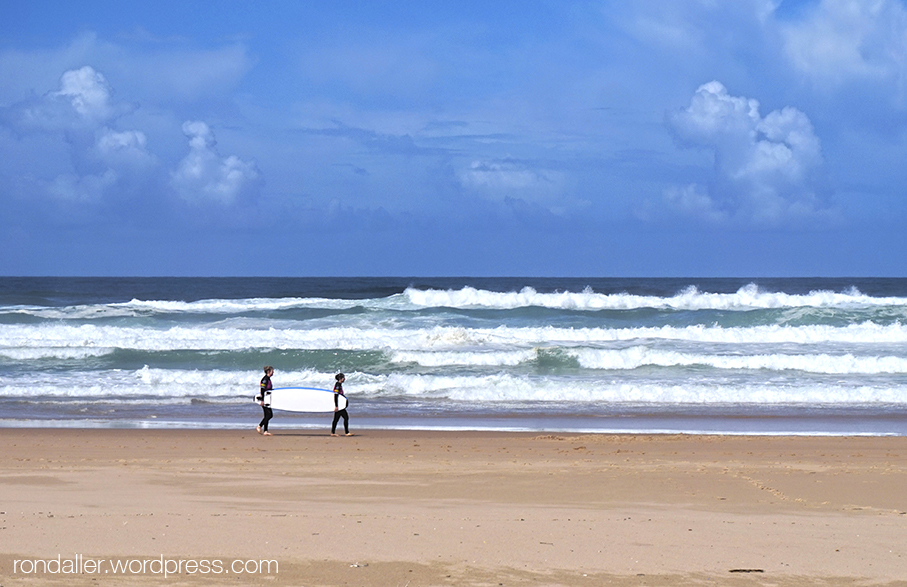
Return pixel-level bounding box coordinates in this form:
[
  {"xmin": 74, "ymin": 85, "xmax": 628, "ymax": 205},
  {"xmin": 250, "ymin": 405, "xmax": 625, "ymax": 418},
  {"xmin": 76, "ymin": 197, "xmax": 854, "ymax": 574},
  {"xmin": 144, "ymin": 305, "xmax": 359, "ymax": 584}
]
[{"xmin": 2, "ymin": 278, "xmax": 907, "ymax": 434}]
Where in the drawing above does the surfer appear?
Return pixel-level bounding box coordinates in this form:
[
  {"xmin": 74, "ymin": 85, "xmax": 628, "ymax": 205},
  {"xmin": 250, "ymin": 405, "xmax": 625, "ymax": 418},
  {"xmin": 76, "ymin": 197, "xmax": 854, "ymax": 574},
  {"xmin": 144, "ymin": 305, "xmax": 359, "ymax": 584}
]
[
  {"xmin": 257, "ymin": 366, "xmax": 274, "ymax": 436},
  {"xmin": 331, "ymin": 373, "xmax": 353, "ymax": 436}
]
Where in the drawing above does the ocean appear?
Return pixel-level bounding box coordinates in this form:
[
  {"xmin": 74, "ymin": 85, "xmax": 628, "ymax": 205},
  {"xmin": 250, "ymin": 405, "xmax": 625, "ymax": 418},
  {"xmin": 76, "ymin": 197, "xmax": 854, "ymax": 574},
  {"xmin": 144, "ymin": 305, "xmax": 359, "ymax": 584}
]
[{"xmin": 2, "ymin": 276, "xmax": 906, "ymax": 435}]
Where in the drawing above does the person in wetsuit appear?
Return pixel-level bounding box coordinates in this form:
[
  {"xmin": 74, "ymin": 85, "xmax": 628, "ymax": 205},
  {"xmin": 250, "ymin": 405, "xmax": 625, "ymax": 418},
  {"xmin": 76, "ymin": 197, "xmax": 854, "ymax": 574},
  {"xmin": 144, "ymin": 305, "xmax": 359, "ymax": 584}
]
[
  {"xmin": 331, "ymin": 372, "xmax": 353, "ymax": 436},
  {"xmin": 257, "ymin": 366, "xmax": 274, "ymax": 436}
]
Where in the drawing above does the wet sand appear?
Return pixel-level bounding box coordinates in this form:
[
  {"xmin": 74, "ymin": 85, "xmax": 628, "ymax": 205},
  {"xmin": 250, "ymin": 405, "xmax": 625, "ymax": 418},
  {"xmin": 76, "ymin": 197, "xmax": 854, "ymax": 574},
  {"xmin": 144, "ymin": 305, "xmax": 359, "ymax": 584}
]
[{"xmin": 1, "ymin": 428, "xmax": 906, "ymax": 586}]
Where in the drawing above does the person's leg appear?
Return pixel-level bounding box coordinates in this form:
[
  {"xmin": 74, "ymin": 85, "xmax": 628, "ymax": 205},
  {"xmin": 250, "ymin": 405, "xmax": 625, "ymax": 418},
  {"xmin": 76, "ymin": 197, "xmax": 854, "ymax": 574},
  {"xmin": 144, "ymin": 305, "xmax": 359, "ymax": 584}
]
[
  {"xmin": 331, "ymin": 411, "xmax": 341, "ymax": 435},
  {"xmin": 258, "ymin": 408, "xmax": 267, "ymax": 433},
  {"xmin": 262, "ymin": 407, "xmax": 273, "ymax": 432}
]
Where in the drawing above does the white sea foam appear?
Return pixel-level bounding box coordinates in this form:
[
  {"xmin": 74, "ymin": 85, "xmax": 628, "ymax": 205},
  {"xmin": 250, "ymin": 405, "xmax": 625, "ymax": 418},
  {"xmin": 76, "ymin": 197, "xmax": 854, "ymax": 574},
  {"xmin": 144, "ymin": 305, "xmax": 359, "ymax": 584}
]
[
  {"xmin": 8, "ymin": 296, "xmax": 370, "ymax": 320},
  {"xmin": 387, "ymin": 346, "xmax": 907, "ymax": 374},
  {"xmin": 0, "ymin": 366, "xmax": 273, "ymax": 399},
  {"xmin": 3, "ymin": 322, "xmax": 907, "ymax": 353},
  {"xmin": 335, "ymin": 372, "xmax": 907, "ymax": 404},
  {"xmin": 390, "ymin": 349, "xmax": 536, "ymax": 367},
  {"xmin": 0, "ymin": 347, "xmax": 115, "ymax": 360},
  {"xmin": 404, "ymin": 284, "xmax": 907, "ymax": 310},
  {"xmin": 4, "ymin": 367, "xmax": 904, "ymax": 405},
  {"xmin": 569, "ymin": 347, "xmax": 907, "ymax": 374}
]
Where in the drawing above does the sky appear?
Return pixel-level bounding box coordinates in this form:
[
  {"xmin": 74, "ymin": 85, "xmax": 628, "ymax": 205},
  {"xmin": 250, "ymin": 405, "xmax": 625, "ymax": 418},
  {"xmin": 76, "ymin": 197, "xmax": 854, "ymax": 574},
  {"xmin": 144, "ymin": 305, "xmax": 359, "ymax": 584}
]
[{"xmin": 2, "ymin": 0, "xmax": 907, "ymax": 277}]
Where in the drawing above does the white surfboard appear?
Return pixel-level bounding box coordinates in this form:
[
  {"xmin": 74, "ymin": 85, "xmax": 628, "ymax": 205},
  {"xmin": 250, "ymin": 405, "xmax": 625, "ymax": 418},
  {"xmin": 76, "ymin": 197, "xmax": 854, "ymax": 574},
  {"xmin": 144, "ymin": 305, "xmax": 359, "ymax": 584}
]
[{"xmin": 261, "ymin": 387, "xmax": 348, "ymax": 413}]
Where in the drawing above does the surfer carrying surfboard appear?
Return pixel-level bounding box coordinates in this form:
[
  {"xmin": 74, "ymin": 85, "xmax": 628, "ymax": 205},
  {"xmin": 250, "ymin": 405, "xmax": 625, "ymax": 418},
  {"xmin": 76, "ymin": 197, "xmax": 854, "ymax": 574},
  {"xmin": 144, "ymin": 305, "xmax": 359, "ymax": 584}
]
[
  {"xmin": 331, "ymin": 373, "xmax": 353, "ymax": 437},
  {"xmin": 257, "ymin": 366, "xmax": 274, "ymax": 436}
]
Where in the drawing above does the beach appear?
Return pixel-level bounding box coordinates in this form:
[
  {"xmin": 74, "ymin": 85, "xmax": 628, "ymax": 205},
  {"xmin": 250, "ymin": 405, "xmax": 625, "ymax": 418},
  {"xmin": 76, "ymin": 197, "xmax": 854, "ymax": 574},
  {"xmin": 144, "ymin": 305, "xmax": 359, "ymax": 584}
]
[{"xmin": 1, "ymin": 429, "xmax": 905, "ymax": 586}]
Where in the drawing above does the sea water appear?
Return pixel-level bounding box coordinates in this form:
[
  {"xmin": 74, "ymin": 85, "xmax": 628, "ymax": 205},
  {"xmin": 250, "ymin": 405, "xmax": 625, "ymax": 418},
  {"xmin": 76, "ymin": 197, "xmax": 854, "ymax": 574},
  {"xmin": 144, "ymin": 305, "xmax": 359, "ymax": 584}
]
[{"xmin": 1, "ymin": 277, "xmax": 906, "ymax": 435}]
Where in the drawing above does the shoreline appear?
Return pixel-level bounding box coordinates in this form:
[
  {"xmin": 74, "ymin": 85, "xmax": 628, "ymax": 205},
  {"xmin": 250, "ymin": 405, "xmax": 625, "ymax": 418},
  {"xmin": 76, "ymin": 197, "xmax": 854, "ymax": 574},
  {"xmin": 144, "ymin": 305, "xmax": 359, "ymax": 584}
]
[
  {"xmin": 3, "ymin": 420, "xmax": 907, "ymax": 437},
  {"xmin": 2, "ymin": 428, "xmax": 906, "ymax": 585},
  {"xmin": 5, "ymin": 407, "xmax": 907, "ymax": 437}
]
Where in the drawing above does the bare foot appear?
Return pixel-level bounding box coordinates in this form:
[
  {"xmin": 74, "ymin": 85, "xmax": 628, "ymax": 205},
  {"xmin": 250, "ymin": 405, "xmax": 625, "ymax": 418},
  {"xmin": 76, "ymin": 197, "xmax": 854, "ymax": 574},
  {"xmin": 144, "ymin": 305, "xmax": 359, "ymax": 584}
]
[
  {"xmin": 256, "ymin": 426, "xmax": 262, "ymax": 435},
  {"xmin": 345, "ymin": 433, "xmax": 354, "ymax": 436},
  {"xmin": 330, "ymin": 433, "xmax": 339, "ymax": 437},
  {"xmin": 262, "ymin": 431, "xmax": 272, "ymax": 436}
]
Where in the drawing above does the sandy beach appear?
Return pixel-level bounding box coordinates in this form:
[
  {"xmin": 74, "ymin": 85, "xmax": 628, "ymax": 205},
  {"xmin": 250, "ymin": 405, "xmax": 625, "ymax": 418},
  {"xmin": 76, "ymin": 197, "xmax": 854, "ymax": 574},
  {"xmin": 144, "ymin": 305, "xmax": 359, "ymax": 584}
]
[{"xmin": 1, "ymin": 428, "xmax": 905, "ymax": 586}]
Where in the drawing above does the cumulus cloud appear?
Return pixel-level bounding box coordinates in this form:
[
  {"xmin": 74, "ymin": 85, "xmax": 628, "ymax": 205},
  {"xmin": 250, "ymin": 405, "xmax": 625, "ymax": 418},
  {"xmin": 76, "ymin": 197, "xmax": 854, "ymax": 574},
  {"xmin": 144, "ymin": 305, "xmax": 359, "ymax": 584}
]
[
  {"xmin": 171, "ymin": 121, "xmax": 262, "ymax": 205},
  {"xmin": 0, "ymin": 65, "xmax": 154, "ymax": 203},
  {"xmin": 93, "ymin": 128, "xmax": 156, "ymax": 171},
  {"xmin": 44, "ymin": 128, "xmax": 155, "ymax": 203},
  {"xmin": 2, "ymin": 65, "xmax": 262, "ymax": 209},
  {"xmin": 665, "ymin": 80, "xmax": 831, "ymax": 225},
  {"xmin": 3, "ymin": 65, "xmax": 129, "ymax": 134},
  {"xmin": 662, "ymin": 183, "xmax": 729, "ymax": 224},
  {"xmin": 54, "ymin": 66, "xmax": 116, "ymax": 121}
]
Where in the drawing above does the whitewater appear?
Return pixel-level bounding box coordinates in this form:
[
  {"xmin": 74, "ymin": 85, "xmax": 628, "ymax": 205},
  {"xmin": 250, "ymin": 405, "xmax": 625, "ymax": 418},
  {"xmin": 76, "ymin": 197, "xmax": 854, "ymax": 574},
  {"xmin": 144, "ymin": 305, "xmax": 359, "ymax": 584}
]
[{"xmin": 2, "ymin": 277, "xmax": 906, "ymax": 434}]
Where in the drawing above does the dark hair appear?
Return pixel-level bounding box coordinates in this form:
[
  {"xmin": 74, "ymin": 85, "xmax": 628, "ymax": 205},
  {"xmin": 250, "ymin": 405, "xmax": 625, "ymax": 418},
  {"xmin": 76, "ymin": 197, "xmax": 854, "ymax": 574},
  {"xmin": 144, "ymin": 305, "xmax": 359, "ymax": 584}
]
[
  {"xmin": 335, "ymin": 373, "xmax": 345, "ymax": 381},
  {"xmin": 263, "ymin": 366, "xmax": 273, "ymax": 374}
]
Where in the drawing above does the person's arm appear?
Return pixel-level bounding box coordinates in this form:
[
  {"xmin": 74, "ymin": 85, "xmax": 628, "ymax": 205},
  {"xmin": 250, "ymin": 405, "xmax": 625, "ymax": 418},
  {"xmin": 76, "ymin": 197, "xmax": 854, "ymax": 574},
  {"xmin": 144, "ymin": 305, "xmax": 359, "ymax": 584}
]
[{"xmin": 260, "ymin": 376, "xmax": 272, "ymax": 405}]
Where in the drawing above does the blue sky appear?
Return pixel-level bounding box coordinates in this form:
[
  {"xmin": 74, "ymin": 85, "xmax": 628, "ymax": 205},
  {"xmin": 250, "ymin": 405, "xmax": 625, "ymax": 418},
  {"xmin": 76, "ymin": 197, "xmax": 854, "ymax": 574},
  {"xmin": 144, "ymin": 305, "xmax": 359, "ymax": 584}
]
[{"xmin": 2, "ymin": 0, "xmax": 907, "ymax": 276}]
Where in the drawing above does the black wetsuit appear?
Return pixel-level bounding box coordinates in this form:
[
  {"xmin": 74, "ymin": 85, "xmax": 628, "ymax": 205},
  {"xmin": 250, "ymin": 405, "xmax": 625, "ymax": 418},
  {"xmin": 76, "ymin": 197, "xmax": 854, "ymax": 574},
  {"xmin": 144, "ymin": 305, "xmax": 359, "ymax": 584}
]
[
  {"xmin": 331, "ymin": 380, "xmax": 349, "ymax": 434},
  {"xmin": 259, "ymin": 374, "xmax": 273, "ymax": 431}
]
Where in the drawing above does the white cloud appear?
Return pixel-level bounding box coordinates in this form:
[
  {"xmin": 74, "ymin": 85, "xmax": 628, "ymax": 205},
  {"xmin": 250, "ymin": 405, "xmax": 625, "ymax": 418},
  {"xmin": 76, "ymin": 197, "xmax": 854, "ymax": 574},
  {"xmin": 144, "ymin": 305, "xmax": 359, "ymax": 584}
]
[
  {"xmin": 0, "ymin": 65, "xmax": 155, "ymax": 203},
  {"xmin": 461, "ymin": 159, "xmax": 545, "ymax": 191},
  {"xmin": 627, "ymin": 1, "xmax": 776, "ymax": 49},
  {"xmin": 117, "ymin": 44, "xmax": 254, "ymax": 102},
  {"xmin": 665, "ymin": 80, "xmax": 830, "ymax": 224},
  {"xmin": 459, "ymin": 158, "xmax": 566, "ymax": 202},
  {"xmin": 54, "ymin": 66, "xmax": 114, "ymax": 121},
  {"xmin": 0, "ymin": 32, "xmax": 253, "ymax": 106},
  {"xmin": 4, "ymin": 65, "xmax": 131, "ymax": 134},
  {"xmin": 663, "ymin": 183, "xmax": 728, "ymax": 223},
  {"xmin": 3, "ymin": 65, "xmax": 261, "ymax": 209},
  {"xmin": 47, "ymin": 169, "xmax": 117, "ymax": 203},
  {"xmin": 781, "ymin": 0, "xmax": 907, "ymax": 87},
  {"xmin": 41, "ymin": 128, "xmax": 158, "ymax": 203},
  {"xmin": 171, "ymin": 121, "xmax": 262, "ymax": 205},
  {"xmin": 2, "ymin": 65, "xmax": 118, "ymax": 133},
  {"xmin": 94, "ymin": 128, "xmax": 156, "ymax": 171}
]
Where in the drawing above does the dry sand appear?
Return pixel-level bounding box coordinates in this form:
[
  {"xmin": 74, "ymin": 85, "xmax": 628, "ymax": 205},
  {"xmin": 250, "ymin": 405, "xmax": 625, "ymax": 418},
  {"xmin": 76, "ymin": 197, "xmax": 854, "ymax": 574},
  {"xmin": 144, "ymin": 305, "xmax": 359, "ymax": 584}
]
[{"xmin": 1, "ymin": 428, "xmax": 906, "ymax": 586}]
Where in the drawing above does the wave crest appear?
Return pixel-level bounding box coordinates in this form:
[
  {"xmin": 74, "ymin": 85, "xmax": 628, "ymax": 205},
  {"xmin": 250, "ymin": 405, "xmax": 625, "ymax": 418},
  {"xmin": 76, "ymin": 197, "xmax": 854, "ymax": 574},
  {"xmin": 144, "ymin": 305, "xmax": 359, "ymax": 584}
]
[{"xmin": 404, "ymin": 284, "xmax": 907, "ymax": 311}]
